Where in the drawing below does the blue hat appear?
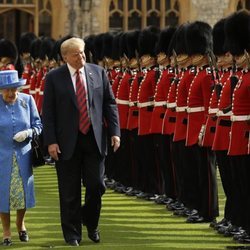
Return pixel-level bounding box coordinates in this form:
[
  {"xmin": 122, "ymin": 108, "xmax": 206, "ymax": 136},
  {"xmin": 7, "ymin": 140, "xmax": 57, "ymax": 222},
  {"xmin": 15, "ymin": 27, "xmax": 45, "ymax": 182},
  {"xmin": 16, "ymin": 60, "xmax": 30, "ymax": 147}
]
[{"xmin": 0, "ymin": 70, "xmax": 26, "ymax": 89}]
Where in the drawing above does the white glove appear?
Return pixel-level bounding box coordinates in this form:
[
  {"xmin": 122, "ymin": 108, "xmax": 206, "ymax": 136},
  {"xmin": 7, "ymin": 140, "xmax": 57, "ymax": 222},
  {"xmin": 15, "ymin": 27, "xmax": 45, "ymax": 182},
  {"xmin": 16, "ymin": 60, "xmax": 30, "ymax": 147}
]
[
  {"xmin": 198, "ymin": 125, "xmax": 205, "ymax": 146},
  {"xmin": 13, "ymin": 129, "xmax": 32, "ymax": 142}
]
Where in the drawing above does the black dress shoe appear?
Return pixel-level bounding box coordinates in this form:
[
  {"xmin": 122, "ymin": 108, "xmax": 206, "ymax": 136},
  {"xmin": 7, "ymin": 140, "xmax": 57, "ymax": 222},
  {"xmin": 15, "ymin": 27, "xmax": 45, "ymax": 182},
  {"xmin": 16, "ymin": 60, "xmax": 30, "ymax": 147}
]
[
  {"xmin": 2, "ymin": 238, "xmax": 12, "ymax": 246},
  {"xmin": 67, "ymin": 239, "xmax": 79, "ymax": 246},
  {"xmin": 237, "ymin": 234, "xmax": 250, "ymax": 244},
  {"xmin": 186, "ymin": 214, "xmax": 204, "ymax": 223},
  {"xmin": 88, "ymin": 229, "xmax": 100, "ymax": 243},
  {"xmin": 19, "ymin": 230, "xmax": 29, "ymax": 242}
]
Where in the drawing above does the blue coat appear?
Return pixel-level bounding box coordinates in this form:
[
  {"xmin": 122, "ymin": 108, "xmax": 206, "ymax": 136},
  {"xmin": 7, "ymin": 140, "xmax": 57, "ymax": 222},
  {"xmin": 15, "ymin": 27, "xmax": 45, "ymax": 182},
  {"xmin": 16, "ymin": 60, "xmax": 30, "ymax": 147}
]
[{"xmin": 0, "ymin": 93, "xmax": 42, "ymax": 212}]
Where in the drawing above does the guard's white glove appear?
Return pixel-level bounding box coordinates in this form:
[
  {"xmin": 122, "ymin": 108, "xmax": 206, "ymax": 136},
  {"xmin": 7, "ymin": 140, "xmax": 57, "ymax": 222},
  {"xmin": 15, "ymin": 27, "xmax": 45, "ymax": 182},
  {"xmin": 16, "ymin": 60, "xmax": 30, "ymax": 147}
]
[
  {"xmin": 13, "ymin": 129, "xmax": 32, "ymax": 142},
  {"xmin": 198, "ymin": 125, "xmax": 205, "ymax": 146}
]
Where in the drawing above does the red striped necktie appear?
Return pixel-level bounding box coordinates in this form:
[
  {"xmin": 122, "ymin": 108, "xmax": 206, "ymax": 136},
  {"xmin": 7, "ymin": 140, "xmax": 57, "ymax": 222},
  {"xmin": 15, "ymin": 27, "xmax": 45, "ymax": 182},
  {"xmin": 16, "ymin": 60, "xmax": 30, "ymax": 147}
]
[{"xmin": 75, "ymin": 70, "xmax": 91, "ymax": 134}]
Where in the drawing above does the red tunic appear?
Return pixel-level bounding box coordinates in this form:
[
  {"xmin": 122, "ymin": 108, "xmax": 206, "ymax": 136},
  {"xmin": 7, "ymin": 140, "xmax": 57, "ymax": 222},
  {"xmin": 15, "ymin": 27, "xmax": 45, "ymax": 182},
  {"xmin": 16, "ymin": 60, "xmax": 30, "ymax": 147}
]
[
  {"xmin": 36, "ymin": 67, "xmax": 48, "ymax": 114},
  {"xmin": 186, "ymin": 67, "xmax": 213, "ymax": 146},
  {"xmin": 127, "ymin": 71, "xmax": 142, "ymax": 130},
  {"xmin": 212, "ymin": 70, "xmax": 233, "ymax": 151},
  {"xmin": 29, "ymin": 69, "xmax": 37, "ymax": 98},
  {"xmin": 21, "ymin": 63, "xmax": 33, "ymax": 94},
  {"xmin": 228, "ymin": 70, "xmax": 250, "ymax": 155},
  {"xmin": 173, "ymin": 67, "xmax": 196, "ymax": 141},
  {"xmin": 137, "ymin": 68, "xmax": 157, "ymax": 135},
  {"xmin": 112, "ymin": 71, "xmax": 123, "ymax": 98},
  {"xmin": 202, "ymin": 71, "xmax": 230, "ymax": 147},
  {"xmin": 162, "ymin": 71, "xmax": 181, "ymax": 135},
  {"xmin": 116, "ymin": 71, "xmax": 131, "ymax": 129},
  {"xmin": 150, "ymin": 67, "xmax": 173, "ymax": 134}
]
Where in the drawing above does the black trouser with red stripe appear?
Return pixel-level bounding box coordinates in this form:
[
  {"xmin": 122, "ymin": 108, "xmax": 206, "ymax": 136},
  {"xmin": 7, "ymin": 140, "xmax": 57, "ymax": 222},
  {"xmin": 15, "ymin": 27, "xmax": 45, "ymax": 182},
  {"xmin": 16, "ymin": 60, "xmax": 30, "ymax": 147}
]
[{"xmin": 185, "ymin": 145, "xmax": 219, "ymax": 220}]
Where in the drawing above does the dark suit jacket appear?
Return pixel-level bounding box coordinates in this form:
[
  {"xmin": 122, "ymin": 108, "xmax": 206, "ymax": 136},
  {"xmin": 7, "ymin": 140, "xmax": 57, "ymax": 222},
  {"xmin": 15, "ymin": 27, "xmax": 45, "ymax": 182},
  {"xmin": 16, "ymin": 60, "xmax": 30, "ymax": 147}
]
[{"xmin": 42, "ymin": 63, "xmax": 120, "ymax": 160}]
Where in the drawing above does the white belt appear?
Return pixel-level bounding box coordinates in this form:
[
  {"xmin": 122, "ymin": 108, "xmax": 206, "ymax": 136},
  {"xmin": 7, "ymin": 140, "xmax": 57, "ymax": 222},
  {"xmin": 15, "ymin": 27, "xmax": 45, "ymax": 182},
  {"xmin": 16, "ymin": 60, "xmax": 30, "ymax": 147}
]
[
  {"xmin": 216, "ymin": 110, "xmax": 232, "ymax": 117},
  {"xmin": 166, "ymin": 102, "xmax": 176, "ymax": 108},
  {"xmin": 129, "ymin": 101, "xmax": 137, "ymax": 107},
  {"xmin": 138, "ymin": 101, "xmax": 154, "ymax": 108},
  {"xmin": 21, "ymin": 84, "xmax": 30, "ymax": 89},
  {"xmin": 187, "ymin": 106, "xmax": 205, "ymax": 113},
  {"xmin": 231, "ymin": 115, "xmax": 250, "ymax": 122},
  {"xmin": 116, "ymin": 99, "xmax": 130, "ymax": 105},
  {"xmin": 154, "ymin": 101, "xmax": 167, "ymax": 107},
  {"xmin": 208, "ymin": 108, "xmax": 219, "ymax": 114},
  {"xmin": 29, "ymin": 90, "xmax": 36, "ymax": 94},
  {"xmin": 39, "ymin": 91, "xmax": 44, "ymax": 95},
  {"xmin": 176, "ymin": 106, "xmax": 187, "ymax": 112}
]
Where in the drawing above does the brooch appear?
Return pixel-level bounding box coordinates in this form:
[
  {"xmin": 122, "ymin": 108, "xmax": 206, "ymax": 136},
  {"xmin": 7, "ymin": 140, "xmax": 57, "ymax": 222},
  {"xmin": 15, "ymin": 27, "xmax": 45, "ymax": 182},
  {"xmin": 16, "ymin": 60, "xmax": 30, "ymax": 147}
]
[{"xmin": 20, "ymin": 99, "xmax": 27, "ymax": 109}]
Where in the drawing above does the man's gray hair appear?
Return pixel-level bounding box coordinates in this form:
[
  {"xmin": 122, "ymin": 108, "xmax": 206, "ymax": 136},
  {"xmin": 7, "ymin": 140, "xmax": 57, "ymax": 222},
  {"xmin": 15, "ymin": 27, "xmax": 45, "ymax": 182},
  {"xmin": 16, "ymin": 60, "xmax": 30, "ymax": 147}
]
[{"xmin": 61, "ymin": 37, "xmax": 85, "ymax": 56}]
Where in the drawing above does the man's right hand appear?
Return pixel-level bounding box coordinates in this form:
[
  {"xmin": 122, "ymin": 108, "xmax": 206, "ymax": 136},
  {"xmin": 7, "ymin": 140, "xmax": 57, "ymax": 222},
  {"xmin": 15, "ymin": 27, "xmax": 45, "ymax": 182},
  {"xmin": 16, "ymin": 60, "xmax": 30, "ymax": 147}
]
[{"xmin": 48, "ymin": 144, "xmax": 61, "ymax": 161}]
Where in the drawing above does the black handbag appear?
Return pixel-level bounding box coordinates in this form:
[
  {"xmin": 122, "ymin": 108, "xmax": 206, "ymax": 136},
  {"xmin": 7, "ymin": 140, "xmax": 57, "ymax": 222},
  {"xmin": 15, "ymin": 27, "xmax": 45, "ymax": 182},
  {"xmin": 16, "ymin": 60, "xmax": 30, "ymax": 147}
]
[{"xmin": 31, "ymin": 129, "xmax": 45, "ymax": 167}]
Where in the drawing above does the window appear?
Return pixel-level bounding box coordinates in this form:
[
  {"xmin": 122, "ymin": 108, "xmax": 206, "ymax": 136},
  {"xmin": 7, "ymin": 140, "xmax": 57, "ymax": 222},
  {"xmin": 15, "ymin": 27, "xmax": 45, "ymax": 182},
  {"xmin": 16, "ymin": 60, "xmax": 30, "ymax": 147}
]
[
  {"xmin": 236, "ymin": 0, "xmax": 250, "ymax": 10},
  {"xmin": 108, "ymin": 0, "xmax": 180, "ymax": 31},
  {"xmin": 38, "ymin": 0, "xmax": 52, "ymax": 37}
]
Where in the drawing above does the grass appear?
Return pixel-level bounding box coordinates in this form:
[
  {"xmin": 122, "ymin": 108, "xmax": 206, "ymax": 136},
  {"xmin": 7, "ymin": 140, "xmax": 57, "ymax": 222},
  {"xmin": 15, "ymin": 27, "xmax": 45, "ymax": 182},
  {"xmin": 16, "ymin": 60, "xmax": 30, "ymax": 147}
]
[{"xmin": 1, "ymin": 166, "xmax": 247, "ymax": 249}]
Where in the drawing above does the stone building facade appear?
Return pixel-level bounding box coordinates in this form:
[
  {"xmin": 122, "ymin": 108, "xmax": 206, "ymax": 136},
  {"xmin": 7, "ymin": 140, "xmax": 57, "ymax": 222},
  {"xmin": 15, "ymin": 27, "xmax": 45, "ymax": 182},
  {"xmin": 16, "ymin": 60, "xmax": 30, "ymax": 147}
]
[{"xmin": 0, "ymin": 0, "xmax": 249, "ymax": 43}]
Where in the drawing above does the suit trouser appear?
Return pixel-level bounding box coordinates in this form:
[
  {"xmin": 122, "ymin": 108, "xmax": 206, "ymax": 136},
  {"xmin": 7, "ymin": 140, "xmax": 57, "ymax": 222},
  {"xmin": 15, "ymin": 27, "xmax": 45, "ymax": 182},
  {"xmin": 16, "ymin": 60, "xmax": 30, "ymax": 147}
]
[{"xmin": 56, "ymin": 128, "xmax": 106, "ymax": 242}]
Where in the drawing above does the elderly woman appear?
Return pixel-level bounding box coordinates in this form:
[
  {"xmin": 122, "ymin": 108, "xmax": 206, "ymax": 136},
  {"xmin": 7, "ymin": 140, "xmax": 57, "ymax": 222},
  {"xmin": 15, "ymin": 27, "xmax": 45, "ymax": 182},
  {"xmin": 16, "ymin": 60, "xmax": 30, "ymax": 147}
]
[{"xmin": 0, "ymin": 70, "xmax": 42, "ymax": 246}]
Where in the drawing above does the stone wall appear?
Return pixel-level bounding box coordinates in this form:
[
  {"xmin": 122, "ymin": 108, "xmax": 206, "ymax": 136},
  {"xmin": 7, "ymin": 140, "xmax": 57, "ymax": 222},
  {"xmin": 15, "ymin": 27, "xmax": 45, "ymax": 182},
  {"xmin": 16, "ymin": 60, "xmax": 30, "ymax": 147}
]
[{"xmin": 191, "ymin": 0, "xmax": 230, "ymax": 26}]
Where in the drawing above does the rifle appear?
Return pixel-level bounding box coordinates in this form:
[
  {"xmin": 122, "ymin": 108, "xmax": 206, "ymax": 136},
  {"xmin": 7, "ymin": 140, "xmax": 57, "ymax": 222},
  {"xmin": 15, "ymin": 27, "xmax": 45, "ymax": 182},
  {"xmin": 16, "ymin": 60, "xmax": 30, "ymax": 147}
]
[
  {"xmin": 123, "ymin": 53, "xmax": 130, "ymax": 72},
  {"xmin": 244, "ymin": 49, "xmax": 250, "ymax": 70},
  {"xmin": 207, "ymin": 50, "xmax": 222, "ymax": 99},
  {"xmin": 89, "ymin": 51, "xmax": 93, "ymax": 64},
  {"xmin": 223, "ymin": 57, "xmax": 238, "ymax": 114},
  {"xmin": 135, "ymin": 50, "xmax": 143, "ymax": 84},
  {"xmin": 172, "ymin": 49, "xmax": 179, "ymax": 85}
]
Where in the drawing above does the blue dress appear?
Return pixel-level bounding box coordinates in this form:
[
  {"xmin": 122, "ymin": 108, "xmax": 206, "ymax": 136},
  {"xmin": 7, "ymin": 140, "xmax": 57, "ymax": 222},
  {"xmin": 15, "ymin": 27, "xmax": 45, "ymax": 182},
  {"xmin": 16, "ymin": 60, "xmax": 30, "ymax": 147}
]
[{"xmin": 0, "ymin": 93, "xmax": 42, "ymax": 213}]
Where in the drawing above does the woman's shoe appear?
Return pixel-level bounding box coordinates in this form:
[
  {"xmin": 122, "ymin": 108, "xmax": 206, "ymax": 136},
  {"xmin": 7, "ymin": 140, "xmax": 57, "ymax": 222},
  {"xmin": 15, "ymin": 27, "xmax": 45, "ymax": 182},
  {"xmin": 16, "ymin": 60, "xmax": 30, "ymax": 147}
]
[
  {"xmin": 19, "ymin": 230, "xmax": 29, "ymax": 242},
  {"xmin": 2, "ymin": 238, "xmax": 12, "ymax": 246}
]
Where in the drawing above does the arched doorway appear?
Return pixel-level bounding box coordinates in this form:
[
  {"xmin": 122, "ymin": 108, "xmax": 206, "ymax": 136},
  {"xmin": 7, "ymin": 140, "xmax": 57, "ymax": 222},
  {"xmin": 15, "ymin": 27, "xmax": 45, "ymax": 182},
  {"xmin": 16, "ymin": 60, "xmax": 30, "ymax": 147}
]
[{"xmin": 0, "ymin": 9, "xmax": 34, "ymax": 45}]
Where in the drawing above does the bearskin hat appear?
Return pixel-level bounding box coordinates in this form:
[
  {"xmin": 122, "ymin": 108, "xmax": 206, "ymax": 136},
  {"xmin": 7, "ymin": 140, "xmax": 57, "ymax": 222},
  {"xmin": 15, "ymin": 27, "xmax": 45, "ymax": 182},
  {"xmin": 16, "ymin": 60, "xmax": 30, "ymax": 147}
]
[
  {"xmin": 84, "ymin": 34, "xmax": 96, "ymax": 63},
  {"xmin": 119, "ymin": 32, "xmax": 129, "ymax": 58},
  {"xmin": 0, "ymin": 39, "xmax": 18, "ymax": 63},
  {"xmin": 30, "ymin": 38, "xmax": 42, "ymax": 60},
  {"xmin": 112, "ymin": 32, "xmax": 123, "ymax": 61},
  {"xmin": 174, "ymin": 23, "xmax": 189, "ymax": 55},
  {"xmin": 185, "ymin": 21, "xmax": 213, "ymax": 56},
  {"xmin": 19, "ymin": 32, "xmax": 37, "ymax": 55},
  {"xmin": 39, "ymin": 37, "xmax": 55, "ymax": 60},
  {"xmin": 224, "ymin": 10, "xmax": 250, "ymax": 56},
  {"xmin": 93, "ymin": 33, "xmax": 105, "ymax": 62},
  {"xmin": 102, "ymin": 32, "xmax": 114, "ymax": 59},
  {"xmin": 155, "ymin": 27, "xmax": 176, "ymax": 55},
  {"xmin": 212, "ymin": 18, "xmax": 226, "ymax": 55},
  {"xmin": 138, "ymin": 26, "xmax": 160, "ymax": 57},
  {"xmin": 126, "ymin": 30, "xmax": 140, "ymax": 59},
  {"xmin": 50, "ymin": 39, "xmax": 61, "ymax": 62}
]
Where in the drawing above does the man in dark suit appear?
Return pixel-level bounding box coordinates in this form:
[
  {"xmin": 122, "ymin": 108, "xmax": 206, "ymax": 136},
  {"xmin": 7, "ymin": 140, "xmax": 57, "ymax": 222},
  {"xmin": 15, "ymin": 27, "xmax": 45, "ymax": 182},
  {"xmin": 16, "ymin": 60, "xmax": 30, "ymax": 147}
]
[{"xmin": 42, "ymin": 37, "xmax": 120, "ymax": 246}]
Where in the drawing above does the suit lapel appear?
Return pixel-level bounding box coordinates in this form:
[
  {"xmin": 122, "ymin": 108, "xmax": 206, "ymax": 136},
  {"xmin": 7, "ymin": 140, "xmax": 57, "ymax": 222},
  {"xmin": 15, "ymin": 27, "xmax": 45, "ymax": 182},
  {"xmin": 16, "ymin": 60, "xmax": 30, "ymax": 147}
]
[{"xmin": 84, "ymin": 64, "xmax": 94, "ymax": 107}]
